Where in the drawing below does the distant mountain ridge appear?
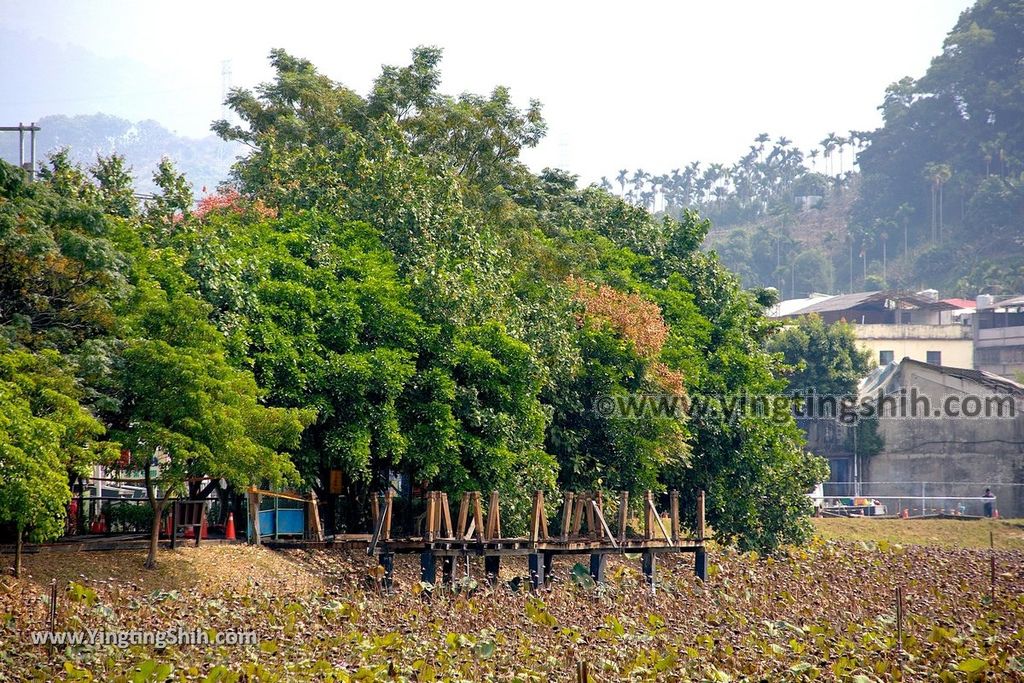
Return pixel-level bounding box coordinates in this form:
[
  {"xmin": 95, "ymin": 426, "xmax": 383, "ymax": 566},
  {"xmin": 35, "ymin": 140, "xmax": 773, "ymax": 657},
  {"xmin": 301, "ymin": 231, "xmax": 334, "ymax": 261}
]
[{"xmin": 0, "ymin": 113, "xmax": 238, "ymax": 195}]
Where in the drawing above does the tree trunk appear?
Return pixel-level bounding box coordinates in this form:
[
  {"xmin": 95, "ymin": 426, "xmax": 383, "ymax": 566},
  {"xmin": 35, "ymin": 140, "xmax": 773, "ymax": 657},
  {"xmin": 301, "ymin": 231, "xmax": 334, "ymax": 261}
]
[
  {"xmin": 14, "ymin": 526, "xmax": 23, "ymax": 578},
  {"xmin": 143, "ymin": 460, "xmax": 171, "ymax": 570},
  {"xmin": 145, "ymin": 499, "xmax": 166, "ymax": 569},
  {"xmin": 930, "ymin": 186, "xmax": 936, "ymax": 242}
]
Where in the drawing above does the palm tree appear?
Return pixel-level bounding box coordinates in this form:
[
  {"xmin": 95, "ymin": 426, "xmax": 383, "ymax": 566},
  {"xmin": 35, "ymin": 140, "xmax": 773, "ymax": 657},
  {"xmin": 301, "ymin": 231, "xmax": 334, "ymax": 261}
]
[
  {"xmin": 820, "ymin": 133, "xmax": 839, "ymax": 177},
  {"xmin": 616, "ymin": 169, "xmax": 628, "ymax": 196},
  {"xmin": 860, "ymin": 233, "xmax": 871, "ymax": 282},
  {"xmin": 923, "ymin": 163, "xmax": 953, "ymax": 241},
  {"xmin": 600, "ymin": 176, "xmax": 613, "ymax": 192},
  {"xmin": 877, "ymin": 225, "xmax": 890, "ymax": 283},
  {"xmin": 809, "ymin": 148, "xmax": 820, "ymax": 172},
  {"xmin": 846, "ymin": 230, "xmax": 855, "ymax": 292},
  {"xmin": 631, "ymin": 168, "xmax": 648, "ymax": 193},
  {"xmin": 895, "ymin": 203, "xmax": 914, "ymax": 258},
  {"xmin": 935, "ymin": 164, "xmax": 952, "ymax": 238}
]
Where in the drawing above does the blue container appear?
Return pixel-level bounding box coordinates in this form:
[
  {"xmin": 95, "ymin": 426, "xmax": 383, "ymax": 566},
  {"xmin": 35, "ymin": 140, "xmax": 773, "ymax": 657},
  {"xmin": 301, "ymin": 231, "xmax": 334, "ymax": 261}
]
[{"xmin": 258, "ymin": 508, "xmax": 305, "ymax": 537}]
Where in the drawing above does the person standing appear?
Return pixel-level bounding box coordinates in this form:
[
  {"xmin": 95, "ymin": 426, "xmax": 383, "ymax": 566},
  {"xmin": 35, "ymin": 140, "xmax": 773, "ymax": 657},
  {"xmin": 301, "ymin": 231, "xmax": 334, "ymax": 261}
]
[{"xmin": 982, "ymin": 488, "xmax": 995, "ymax": 518}]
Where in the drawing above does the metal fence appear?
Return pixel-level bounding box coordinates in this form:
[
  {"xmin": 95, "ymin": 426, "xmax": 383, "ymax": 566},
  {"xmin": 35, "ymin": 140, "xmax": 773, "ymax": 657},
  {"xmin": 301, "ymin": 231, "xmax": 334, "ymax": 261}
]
[
  {"xmin": 820, "ymin": 481, "xmax": 1021, "ymax": 518},
  {"xmin": 67, "ymin": 495, "xmax": 229, "ymax": 536}
]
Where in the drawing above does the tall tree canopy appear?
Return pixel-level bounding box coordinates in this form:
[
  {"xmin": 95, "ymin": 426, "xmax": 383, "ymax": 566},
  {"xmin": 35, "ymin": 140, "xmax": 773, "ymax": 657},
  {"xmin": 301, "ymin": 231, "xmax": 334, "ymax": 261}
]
[{"xmin": 1, "ymin": 45, "xmax": 831, "ymax": 554}]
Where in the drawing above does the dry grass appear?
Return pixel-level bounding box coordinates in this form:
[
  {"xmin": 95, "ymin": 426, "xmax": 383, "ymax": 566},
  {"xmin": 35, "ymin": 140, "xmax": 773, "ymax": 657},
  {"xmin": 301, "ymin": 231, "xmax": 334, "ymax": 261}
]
[
  {"xmin": 813, "ymin": 516, "xmax": 1024, "ymax": 551},
  {"xmin": 7, "ymin": 544, "xmax": 326, "ymax": 596}
]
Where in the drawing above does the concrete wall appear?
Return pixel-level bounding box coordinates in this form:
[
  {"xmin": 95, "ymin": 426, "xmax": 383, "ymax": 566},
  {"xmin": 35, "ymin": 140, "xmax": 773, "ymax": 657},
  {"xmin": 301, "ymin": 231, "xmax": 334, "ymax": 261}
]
[
  {"xmin": 864, "ymin": 362, "xmax": 1024, "ymax": 516},
  {"xmin": 864, "ymin": 452, "xmax": 1023, "ymax": 517},
  {"xmin": 975, "ymin": 325, "xmax": 1024, "ymax": 379},
  {"xmin": 854, "ymin": 324, "xmax": 973, "ymax": 369}
]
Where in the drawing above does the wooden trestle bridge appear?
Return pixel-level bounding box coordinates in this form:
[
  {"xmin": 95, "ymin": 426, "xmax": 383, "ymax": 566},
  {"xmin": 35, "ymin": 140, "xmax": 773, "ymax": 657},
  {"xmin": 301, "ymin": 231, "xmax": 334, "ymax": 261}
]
[{"xmin": 367, "ymin": 489, "xmax": 708, "ymax": 591}]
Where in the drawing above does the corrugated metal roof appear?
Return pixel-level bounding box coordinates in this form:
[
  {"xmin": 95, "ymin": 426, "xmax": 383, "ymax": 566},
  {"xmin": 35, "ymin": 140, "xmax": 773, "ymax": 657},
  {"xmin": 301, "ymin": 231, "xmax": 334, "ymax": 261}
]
[
  {"xmin": 784, "ymin": 291, "xmax": 957, "ymax": 317},
  {"xmin": 978, "ymin": 294, "xmax": 1024, "ymax": 310},
  {"xmin": 861, "ymin": 357, "xmax": 1024, "ymax": 400}
]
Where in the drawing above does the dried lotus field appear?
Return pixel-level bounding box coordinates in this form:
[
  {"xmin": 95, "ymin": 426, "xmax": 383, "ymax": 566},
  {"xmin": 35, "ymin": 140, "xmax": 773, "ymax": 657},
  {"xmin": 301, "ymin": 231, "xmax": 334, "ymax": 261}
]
[{"xmin": 1, "ymin": 520, "xmax": 1023, "ymax": 682}]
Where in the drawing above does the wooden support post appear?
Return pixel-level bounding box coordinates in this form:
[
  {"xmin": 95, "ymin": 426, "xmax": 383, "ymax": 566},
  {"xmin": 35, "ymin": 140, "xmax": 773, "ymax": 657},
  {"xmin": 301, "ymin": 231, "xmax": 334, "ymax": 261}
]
[
  {"xmin": 695, "ymin": 547, "xmax": 708, "ymax": 581},
  {"xmin": 696, "ymin": 489, "xmax": 706, "ymax": 541},
  {"xmin": 383, "ymin": 489, "xmax": 394, "ymax": 541},
  {"xmin": 647, "ymin": 496, "xmax": 673, "ymax": 546},
  {"xmin": 643, "ymin": 491, "xmax": 654, "ymax": 541},
  {"xmin": 486, "ymin": 490, "xmax": 501, "ymax": 541},
  {"xmin": 529, "ymin": 491, "xmax": 548, "ymax": 543},
  {"xmin": 371, "ymin": 494, "xmax": 380, "ymax": 530},
  {"xmin": 472, "ymin": 492, "xmax": 485, "ymax": 542},
  {"xmin": 307, "ymin": 490, "xmax": 324, "ymax": 542},
  {"xmin": 544, "ymin": 552, "xmax": 554, "ymax": 584},
  {"xmin": 424, "ymin": 492, "xmax": 436, "ymax": 542},
  {"xmin": 247, "ymin": 487, "xmax": 260, "ymax": 546},
  {"xmin": 642, "ymin": 551, "xmax": 656, "ymax": 592},
  {"xmin": 420, "ymin": 550, "xmax": 437, "ymax": 584},
  {"xmin": 273, "ymin": 494, "xmax": 279, "ymax": 541},
  {"xmin": 589, "ymin": 553, "xmax": 607, "ymax": 583},
  {"xmin": 591, "ymin": 499, "xmax": 618, "ymax": 547},
  {"xmin": 669, "ymin": 490, "xmax": 680, "ymax": 543},
  {"xmin": 530, "ymin": 491, "xmax": 540, "ymax": 543},
  {"xmin": 434, "ymin": 491, "xmax": 443, "ymax": 539},
  {"xmin": 456, "ymin": 492, "xmax": 470, "ymax": 539},
  {"xmin": 617, "ymin": 491, "xmax": 628, "ymax": 544},
  {"xmin": 560, "ymin": 492, "xmax": 574, "ymax": 542},
  {"xmin": 571, "ymin": 494, "xmax": 585, "ymax": 537},
  {"xmin": 539, "ymin": 494, "xmax": 549, "ymax": 540},
  {"xmin": 484, "ymin": 555, "xmax": 500, "ymax": 585},
  {"xmin": 367, "ymin": 492, "xmax": 389, "ymax": 556},
  {"xmin": 585, "ymin": 492, "xmax": 597, "ymax": 539},
  {"xmin": 442, "ymin": 556, "xmax": 454, "ymax": 586},
  {"xmin": 528, "ymin": 552, "xmax": 545, "ymax": 590},
  {"xmin": 440, "ymin": 493, "xmax": 453, "ymax": 539}
]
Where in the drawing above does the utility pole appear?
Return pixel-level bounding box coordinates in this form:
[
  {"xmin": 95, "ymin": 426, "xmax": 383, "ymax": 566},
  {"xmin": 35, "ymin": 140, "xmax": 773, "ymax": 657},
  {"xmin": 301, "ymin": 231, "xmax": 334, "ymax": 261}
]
[{"xmin": 2, "ymin": 122, "xmax": 40, "ymax": 180}]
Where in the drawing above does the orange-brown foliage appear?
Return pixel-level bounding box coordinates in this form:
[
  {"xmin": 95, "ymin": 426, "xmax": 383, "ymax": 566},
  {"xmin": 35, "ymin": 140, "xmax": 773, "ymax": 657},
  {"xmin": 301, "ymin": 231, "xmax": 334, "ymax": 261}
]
[
  {"xmin": 567, "ymin": 276, "xmax": 669, "ymax": 359},
  {"xmin": 195, "ymin": 189, "xmax": 278, "ymax": 221},
  {"xmin": 567, "ymin": 276, "xmax": 686, "ymax": 397}
]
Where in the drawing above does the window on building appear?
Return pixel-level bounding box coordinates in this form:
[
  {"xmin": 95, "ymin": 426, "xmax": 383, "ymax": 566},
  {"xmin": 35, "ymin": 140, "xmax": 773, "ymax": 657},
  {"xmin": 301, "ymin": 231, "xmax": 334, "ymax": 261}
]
[
  {"xmin": 926, "ymin": 350, "xmax": 942, "ymax": 366},
  {"xmin": 879, "ymin": 350, "xmax": 894, "ymax": 365}
]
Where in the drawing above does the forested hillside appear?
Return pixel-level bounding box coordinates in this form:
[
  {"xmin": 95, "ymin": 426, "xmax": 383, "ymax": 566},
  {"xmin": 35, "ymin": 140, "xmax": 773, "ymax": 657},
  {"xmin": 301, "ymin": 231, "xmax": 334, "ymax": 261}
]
[
  {"xmin": 0, "ymin": 47, "xmax": 827, "ymax": 560},
  {"xmin": 611, "ymin": 0, "xmax": 1024, "ymax": 297}
]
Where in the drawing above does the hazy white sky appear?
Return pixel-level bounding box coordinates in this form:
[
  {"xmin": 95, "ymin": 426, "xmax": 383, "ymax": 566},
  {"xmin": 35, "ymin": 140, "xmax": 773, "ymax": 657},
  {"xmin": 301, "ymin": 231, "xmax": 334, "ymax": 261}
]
[{"xmin": 1, "ymin": 0, "xmax": 972, "ymax": 182}]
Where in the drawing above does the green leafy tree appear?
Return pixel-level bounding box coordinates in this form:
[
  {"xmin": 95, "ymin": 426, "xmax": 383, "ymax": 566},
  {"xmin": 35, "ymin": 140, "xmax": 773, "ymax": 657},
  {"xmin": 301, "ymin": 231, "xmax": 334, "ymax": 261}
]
[
  {"xmin": 144, "ymin": 157, "xmax": 193, "ymax": 236},
  {"xmin": 767, "ymin": 314, "xmax": 871, "ymax": 398},
  {"xmin": 0, "ymin": 158, "xmax": 129, "ymax": 350},
  {"xmin": 112, "ymin": 260, "xmax": 311, "ymax": 568},
  {"xmin": 0, "ymin": 344, "xmax": 114, "ymax": 575},
  {"xmin": 90, "ymin": 154, "xmax": 137, "ymax": 218}
]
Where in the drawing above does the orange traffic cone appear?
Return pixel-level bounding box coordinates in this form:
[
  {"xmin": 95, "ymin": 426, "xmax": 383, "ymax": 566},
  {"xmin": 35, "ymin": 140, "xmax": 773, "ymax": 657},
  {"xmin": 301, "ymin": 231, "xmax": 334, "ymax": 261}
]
[
  {"xmin": 225, "ymin": 512, "xmax": 236, "ymax": 541},
  {"xmin": 901, "ymin": 508, "xmax": 909, "ymax": 519},
  {"xmin": 183, "ymin": 523, "xmax": 194, "ymax": 538},
  {"xmin": 97, "ymin": 514, "xmax": 107, "ymax": 533},
  {"xmin": 993, "ymin": 509, "xmax": 1000, "ymax": 519}
]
